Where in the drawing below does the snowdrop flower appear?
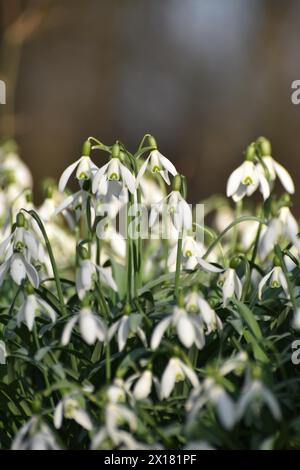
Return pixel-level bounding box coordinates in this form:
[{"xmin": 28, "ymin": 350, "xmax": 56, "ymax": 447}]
[
  {"xmin": 61, "ymin": 307, "xmax": 107, "ymax": 346},
  {"xmin": 95, "ymin": 180, "xmax": 128, "ymax": 218},
  {"xmin": 168, "ymin": 234, "xmax": 220, "ymax": 272},
  {"xmin": 92, "ymin": 144, "xmax": 135, "ymax": 195},
  {"xmin": 186, "ymin": 378, "xmax": 236, "ymax": 430},
  {"xmin": 58, "ymin": 140, "xmax": 98, "ymax": 192},
  {"xmin": 131, "ymin": 370, "xmax": 154, "ymax": 400},
  {"xmin": 54, "ymin": 187, "xmax": 92, "ymax": 223},
  {"xmin": 91, "ymin": 427, "xmax": 141, "ymax": 450},
  {"xmin": 219, "ymin": 260, "xmax": 242, "ymax": 307},
  {"xmin": 17, "ymin": 292, "xmax": 56, "ymax": 331},
  {"xmin": 151, "ymin": 305, "xmax": 205, "ymax": 350},
  {"xmin": 54, "ymin": 395, "xmax": 93, "ymax": 431},
  {"xmin": 237, "ymin": 379, "xmax": 281, "ymax": 421},
  {"xmin": 136, "ymin": 139, "xmax": 177, "ymax": 186},
  {"xmin": 92, "ymin": 380, "xmax": 138, "ymax": 447},
  {"xmin": 255, "ymin": 136, "xmax": 294, "ymax": 195},
  {"xmin": 219, "ymin": 351, "xmax": 248, "ymax": 376},
  {"xmin": 12, "ymin": 417, "xmax": 60, "ymax": 450},
  {"xmin": 76, "ymin": 248, "xmax": 117, "ymax": 300},
  {"xmin": 93, "ymin": 403, "xmax": 137, "ymax": 448},
  {"xmin": 108, "ymin": 308, "xmax": 147, "ymax": 352},
  {"xmin": 0, "ymin": 152, "xmax": 33, "ymax": 191},
  {"xmin": 150, "ymin": 177, "xmax": 192, "ymax": 232},
  {"xmin": 258, "ymin": 259, "xmax": 289, "ymax": 300},
  {"xmin": 0, "ymin": 225, "xmax": 39, "ymax": 263},
  {"xmin": 185, "ymin": 292, "xmax": 223, "ymax": 335},
  {"xmin": 160, "ymin": 357, "xmax": 199, "ymax": 399},
  {"xmin": 107, "ymin": 379, "xmax": 130, "ymax": 404},
  {"xmin": 227, "ymin": 159, "xmax": 258, "ymax": 202},
  {"xmin": 139, "ymin": 176, "xmax": 165, "ymax": 206},
  {"xmin": 96, "ymin": 223, "xmax": 126, "ymax": 262},
  {"xmin": 0, "ymin": 252, "xmax": 39, "ymax": 288},
  {"xmin": 259, "ymin": 201, "xmax": 300, "ymax": 259},
  {"xmin": 123, "ymin": 371, "xmax": 155, "ymax": 401},
  {"xmin": 0, "ymin": 340, "xmax": 6, "ymax": 364}
]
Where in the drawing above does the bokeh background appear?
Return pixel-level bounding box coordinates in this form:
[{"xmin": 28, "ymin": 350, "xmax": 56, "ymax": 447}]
[{"xmin": 1, "ymin": 0, "xmax": 300, "ymax": 205}]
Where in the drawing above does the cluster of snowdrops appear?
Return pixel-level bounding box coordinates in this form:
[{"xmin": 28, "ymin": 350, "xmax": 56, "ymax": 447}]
[{"xmin": 1, "ymin": 135, "xmax": 300, "ymax": 450}]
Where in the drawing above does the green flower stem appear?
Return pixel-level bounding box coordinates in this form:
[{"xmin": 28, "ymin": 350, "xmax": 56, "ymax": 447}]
[
  {"xmin": 95, "ymin": 281, "xmax": 111, "ymax": 321},
  {"xmin": 275, "ymin": 245, "xmax": 297, "ymax": 312},
  {"xmin": 126, "ymin": 199, "xmax": 134, "ymax": 302},
  {"xmin": 231, "ymin": 200, "xmax": 243, "ymax": 254},
  {"xmin": 250, "ymin": 204, "xmax": 265, "ymax": 270},
  {"xmin": 203, "ymin": 216, "xmax": 265, "ymax": 260},
  {"xmin": 137, "ymin": 134, "xmax": 152, "ymax": 151},
  {"xmin": 32, "ymin": 324, "xmax": 55, "ymax": 408},
  {"xmin": 174, "ymin": 233, "xmax": 183, "ymax": 300},
  {"xmin": 25, "ymin": 210, "xmax": 66, "ymax": 316},
  {"xmin": 105, "ymin": 341, "xmax": 111, "ymax": 384}
]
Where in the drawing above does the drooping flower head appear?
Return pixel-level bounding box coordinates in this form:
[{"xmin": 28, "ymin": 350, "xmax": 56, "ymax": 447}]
[
  {"xmin": 92, "ymin": 143, "xmax": 136, "ymax": 195},
  {"xmin": 58, "ymin": 140, "xmax": 98, "ymax": 192}
]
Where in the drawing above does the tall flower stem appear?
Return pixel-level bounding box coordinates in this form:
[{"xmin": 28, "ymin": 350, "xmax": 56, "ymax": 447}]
[
  {"xmin": 174, "ymin": 233, "xmax": 183, "ymax": 300},
  {"xmin": 275, "ymin": 244, "xmax": 297, "ymax": 312},
  {"xmin": 250, "ymin": 203, "xmax": 265, "ymax": 270},
  {"xmin": 231, "ymin": 200, "xmax": 243, "ymax": 254},
  {"xmin": 25, "ymin": 210, "xmax": 66, "ymax": 316},
  {"xmin": 105, "ymin": 342, "xmax": 111, "ymax": 384}
]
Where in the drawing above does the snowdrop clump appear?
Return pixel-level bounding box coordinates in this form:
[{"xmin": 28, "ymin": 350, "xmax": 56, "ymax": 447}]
[{"xmin": 0, "ymin": 135, "xmax": 300, "ymax": 450}]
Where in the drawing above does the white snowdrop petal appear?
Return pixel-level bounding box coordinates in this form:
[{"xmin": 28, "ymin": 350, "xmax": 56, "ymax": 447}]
[
  {"xmin": 58, "ymin": 157, "xmax": 83, "ymax": 192},
  {"xmin": 53, "ymin": 400, "xmax": 64, "ymax": 429},
  {"xmin": 160, "ymin": 359, "xmax": 177, "ymax": 399},
  {"xmin": 176, "ymin": 315, "xmax": 195, "ymax": 348},
  {"xmin": 92, "ymin": 163, "xmax": 110, "ymax": 194},
  {"xmin": 120, "ymin": 164, "xmax": 136, "ymax": 194},
  {"xmin": 10, "ymin": 255, "xmax": 27, "ymax": 285},
  {"xmin": 226, "ymin": 166, "xmax": 243, "ymax": 197},
  {"xmin": 150, "ymin": 317, "xmax": 172, "ymax": 350},
  {"xmin": 73, "ymin": 409, "xmax": 93, "ymax": 431},
  {"xmin": 61, "ymin": 316, "xmax": 78, "ymax": 346},
  {"xmin": 273, "ymin": 160, "xmax": 295, "ymax": 194},
  {"xmin": 135, "ymin": 156, "xmax": 150, "ymax": 188},
  {"xmin": 133, "ymin": 371, "xmax": 152, "ymax": 400},
  {"xmin": 79, "ymin": 310, "xmax": 97, "ymax": 345},
  {"xmin": 118, "ymin": 316, "xmax": 130, "ymax": 352},
  {"xmin": 24, "ymin": 295, "xmax": 37, "ymax": 331},
  {"xmin": 159, "ymin": 154, "xmax": 177, "ymax": 176},
  {"xmin": 258, "ymin": 269, "xmax": 274, "ymax": 300}
]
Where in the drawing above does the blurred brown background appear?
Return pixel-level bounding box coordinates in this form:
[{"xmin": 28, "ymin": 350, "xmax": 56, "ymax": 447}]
[{"xmin": 1, "ymin": 0, "xmax": 300, "ymax": 205}]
